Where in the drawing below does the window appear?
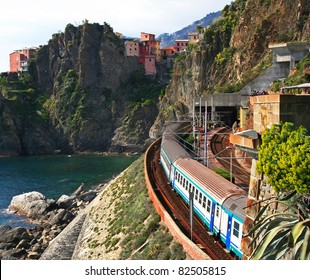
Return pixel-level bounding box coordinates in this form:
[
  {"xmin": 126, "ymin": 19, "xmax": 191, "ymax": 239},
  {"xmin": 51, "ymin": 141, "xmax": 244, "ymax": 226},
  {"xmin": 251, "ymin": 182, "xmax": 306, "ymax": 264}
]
[
  {"xmin": 202, "ymin": 196, "xmax": 206, "ymax": 208},
  {"xmin": 233, "ymin": 221, "xmax": 240, "ymax": 238},
  {"xmin": 199, "ymin": 192, "xmax": 202, "ymax": 204},
  {"xmin": 216, "ymin": 206, "xmax": 220, "ymax": 217},
  {"xmin": 207, "ymin": 200, "xmax": 211, "ymax": 213},
  {"xmin": 195, "ymin": 189, "xmax": 198, "ymax": 200}
]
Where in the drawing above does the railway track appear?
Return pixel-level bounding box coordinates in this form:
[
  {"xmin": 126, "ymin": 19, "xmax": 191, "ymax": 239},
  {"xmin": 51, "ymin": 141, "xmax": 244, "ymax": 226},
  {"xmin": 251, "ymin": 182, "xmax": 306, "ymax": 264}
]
[
  {"xmin": 146, "ymin": 141, "xmax": 234, "ymax": 260},
  {"xmin": 210, "ymin": 128, "xmax": 250, "ymax": 189}
]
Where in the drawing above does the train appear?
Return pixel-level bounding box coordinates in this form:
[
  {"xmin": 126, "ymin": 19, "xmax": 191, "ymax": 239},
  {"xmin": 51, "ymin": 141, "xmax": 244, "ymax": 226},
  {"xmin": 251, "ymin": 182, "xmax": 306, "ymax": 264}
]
[{"xmin": 159, "ymin": 123, "xmax": 247, "ymax": 258}]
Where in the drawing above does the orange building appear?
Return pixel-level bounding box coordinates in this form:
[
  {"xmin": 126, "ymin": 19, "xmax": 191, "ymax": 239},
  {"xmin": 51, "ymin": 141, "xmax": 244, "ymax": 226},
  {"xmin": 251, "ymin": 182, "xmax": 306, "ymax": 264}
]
[
  {"xmin": 10, "ymin": 48, "xmax": 36, "ymax": 72},
  {"xmin": 161, "ymin": 46, "xmax": 175, "ymax": 61}
]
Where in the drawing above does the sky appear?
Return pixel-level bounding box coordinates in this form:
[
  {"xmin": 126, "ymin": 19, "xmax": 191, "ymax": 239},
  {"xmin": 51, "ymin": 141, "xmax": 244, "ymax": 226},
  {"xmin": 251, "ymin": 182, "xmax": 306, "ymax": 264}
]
[{"xmin": 0, "ymin": 0, "xmax": 232, "ymax": 72}]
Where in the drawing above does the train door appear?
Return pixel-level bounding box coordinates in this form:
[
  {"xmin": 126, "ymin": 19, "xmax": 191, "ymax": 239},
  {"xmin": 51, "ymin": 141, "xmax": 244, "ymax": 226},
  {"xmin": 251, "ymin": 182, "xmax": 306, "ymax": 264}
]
[
  {"xmin": 230, "ymin": 218, "xmax": 242, "ymax": 251},
  {"xmin": 213, "ymin": 204, "xmax": 221, "ymax": 233},
  {"xmin": 209, "ymin": 202, "xmax": 216, "ymax": 232},
  {"xmin": 225, "ymin": 215, "xmax": 233, "ymax": 249}
]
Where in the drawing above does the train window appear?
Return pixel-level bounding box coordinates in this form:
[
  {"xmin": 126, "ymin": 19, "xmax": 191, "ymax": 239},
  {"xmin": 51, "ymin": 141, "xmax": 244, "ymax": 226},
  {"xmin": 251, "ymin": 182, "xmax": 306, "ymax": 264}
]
[
  {"xmin": 202, "ymin": 196, "xmax": 206, "ymax": 208},
  {"xmin": 188, "ymin": 183, "xmax": 192, "ymax": 192},
  {"xmin": 216, "ymin": 206, "xmax": 220, "ymax": 217},
  {"xmin": 185, "ymin": 180, "xmax": 188, "ymax": 191},
  {"xmin": 199, "ymin": 192, "xmax": 202, "ymax": 204},
  {"xmin": 233, "ymin": 221, "xmax": 240, "ymax": 238},
  {"xmin": 207, "ymin": 200, "xmax": 211, "ymax": 213},
  {"xmin": 195, "ymin": 189, "xmax": 198, "ymax": 200}
]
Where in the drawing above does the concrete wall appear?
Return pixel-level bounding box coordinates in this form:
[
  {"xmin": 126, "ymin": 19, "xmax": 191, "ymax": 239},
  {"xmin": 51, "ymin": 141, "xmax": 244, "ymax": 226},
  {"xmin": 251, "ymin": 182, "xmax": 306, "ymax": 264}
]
[{"xmin": 251, "ymin": 94, "xmax": 310, "ymax": 134}]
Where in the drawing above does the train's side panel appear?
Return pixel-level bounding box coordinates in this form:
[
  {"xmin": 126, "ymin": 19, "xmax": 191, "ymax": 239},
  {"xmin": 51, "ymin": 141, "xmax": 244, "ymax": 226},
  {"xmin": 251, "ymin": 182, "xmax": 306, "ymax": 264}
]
[
  {"xmin": 222, "ymin": 195, "xmax": 247, "ymax": 258},
  {"xmin": 160, "ymin": 146, "xmax": 172, "ymax": 181},
  {"xmin": 172, "ymin": 165, "xmax": 217, "ymax": 231}
]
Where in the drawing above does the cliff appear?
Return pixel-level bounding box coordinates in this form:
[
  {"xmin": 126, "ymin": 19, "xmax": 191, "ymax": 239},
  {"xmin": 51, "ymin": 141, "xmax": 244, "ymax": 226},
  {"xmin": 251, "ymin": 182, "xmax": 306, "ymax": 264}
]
[
  {"xmin": 0, "ymin": 22, "xmax": 165, "ymax": 156},
  {"xmin": 150, "ymin": 0, "xmax": 310, "ymax": 137}
]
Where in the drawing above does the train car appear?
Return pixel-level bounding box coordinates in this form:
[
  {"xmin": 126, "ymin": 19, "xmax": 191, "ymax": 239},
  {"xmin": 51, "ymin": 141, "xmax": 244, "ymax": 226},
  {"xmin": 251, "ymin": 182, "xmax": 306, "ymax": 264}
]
[
  {"xmin": 159, "ymin": 122, "xmax": 247, "ymax": 258},
  {"xmin": 171, "ymin": 158, "xmax": 247, "ymax": 258},
  {"xmin": 160, "ymin": 123, "xmax": 191, "ymax": 181}
]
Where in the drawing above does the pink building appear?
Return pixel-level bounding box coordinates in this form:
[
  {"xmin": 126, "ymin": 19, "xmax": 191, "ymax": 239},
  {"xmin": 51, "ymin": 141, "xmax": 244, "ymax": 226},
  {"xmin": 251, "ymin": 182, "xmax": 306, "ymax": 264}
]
[
  {"xmin": 125, "ymin": 40, "xmax": 140, "ymax": 56},
  {"xmin": 174, "ymin": 39, "xmax": 189, "ymax": 54},
  {"xmin": 140, "ymin": 32, "xmax": 159, "ymax": 75},
  {"xmin": 141, "ymin": 32, "xmax": 155, "ymax": 42},
  {"xmin": 144, "ymin": 55, "xmax": 156, "ymax": 75},
  {"xmin": 9, "ymin": 48, "xmax": 36, "ymax": 72}
]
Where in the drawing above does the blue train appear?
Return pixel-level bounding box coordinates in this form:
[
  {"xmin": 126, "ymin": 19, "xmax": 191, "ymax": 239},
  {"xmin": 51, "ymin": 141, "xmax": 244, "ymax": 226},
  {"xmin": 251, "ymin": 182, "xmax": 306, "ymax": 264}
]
[{"xmin": 159, "ymin": 123, "xmax": 247, "ymax": 258}]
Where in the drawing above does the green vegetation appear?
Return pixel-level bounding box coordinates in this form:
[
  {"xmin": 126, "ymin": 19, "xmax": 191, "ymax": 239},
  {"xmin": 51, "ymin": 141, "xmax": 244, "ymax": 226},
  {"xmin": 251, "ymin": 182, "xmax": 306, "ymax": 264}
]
[
  {"xmin": 212, "ymin": 167, "xmax": 234, "ymax": 182},
  {"xmin": 47, "ymin": 69, "xmax": 87, "ymax": 132},
  {"xmin": 251, "ymin": 123, "xmax": 310, "ymax": 260},
  {"xmin": 204, "ymin": 0, "xmax": 246, "ymax": 59},
  {"xmin": 257, "ymin": 122, "xmax": 310, "ymax": 194},
  {"xmin": 247, "ymin": 191, "xmax": 310, "ymax": 260},
  {"xmin": 125, "ymin": 72, "xmax": 165, "ymax": 107},
  {"xmin": 270, "ymin": 53, "xmax": 310, "ymax": 92},
  {"xmin": 0, "ymin": 72, "xmax": 49, "ymax": 125},
  {"xmin": 284, "ymin": 53, "xmax": 310, "ymax": 87},
  {"xmin": 88, "ymin": 156, "xmax": 186, "ymax": 260}
]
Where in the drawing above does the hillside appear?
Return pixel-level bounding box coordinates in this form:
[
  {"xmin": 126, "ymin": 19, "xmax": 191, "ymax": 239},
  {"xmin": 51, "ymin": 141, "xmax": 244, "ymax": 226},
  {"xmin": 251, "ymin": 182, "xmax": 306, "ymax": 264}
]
[
  {"xmin": 150, "ymin": 0, "xmax": 310, "ymax": 137},
  {"xmin": 71, "ymin": 156, "xmax": 187, "ymax": 260}
]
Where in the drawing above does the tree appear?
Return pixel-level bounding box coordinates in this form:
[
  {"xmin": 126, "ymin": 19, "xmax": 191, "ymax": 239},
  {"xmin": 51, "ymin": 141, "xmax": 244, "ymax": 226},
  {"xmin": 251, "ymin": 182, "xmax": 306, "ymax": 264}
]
[{"xmin": 257, "ymin": 122, "xmax": 310, "ymax": 194}]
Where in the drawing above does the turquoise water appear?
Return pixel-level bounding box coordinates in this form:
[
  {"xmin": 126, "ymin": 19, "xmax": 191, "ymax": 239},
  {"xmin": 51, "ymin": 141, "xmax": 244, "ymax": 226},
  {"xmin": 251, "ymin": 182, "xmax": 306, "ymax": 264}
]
[{"xmin": 0, "ymin": 154, "xmax": 138, "ymax": 227}]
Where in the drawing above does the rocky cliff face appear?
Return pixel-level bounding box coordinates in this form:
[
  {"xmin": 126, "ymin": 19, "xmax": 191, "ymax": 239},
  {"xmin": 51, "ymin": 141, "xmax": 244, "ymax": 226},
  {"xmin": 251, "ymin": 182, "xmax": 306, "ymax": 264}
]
[
  {"xmin": 150, "ymin": 0, "xmax": 310, "ymax": 138},
  {"xmin": 0, "ymin": 22, "xmax": 164, "ymax": 155}
]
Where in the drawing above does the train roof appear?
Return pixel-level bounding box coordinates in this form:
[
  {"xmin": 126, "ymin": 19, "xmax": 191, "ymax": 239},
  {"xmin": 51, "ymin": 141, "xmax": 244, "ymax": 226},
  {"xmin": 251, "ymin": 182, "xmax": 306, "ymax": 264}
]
[
  {"xmin": 222, "ymin": 194, "xmax": 247, "ymax": 220},
  {"xmin": 174, "ymin": 158, "xmax": 247, "ymax": 205},
  {"xmin": 161, "ymin": 139, "xmax": 191, "ymax": 163}
]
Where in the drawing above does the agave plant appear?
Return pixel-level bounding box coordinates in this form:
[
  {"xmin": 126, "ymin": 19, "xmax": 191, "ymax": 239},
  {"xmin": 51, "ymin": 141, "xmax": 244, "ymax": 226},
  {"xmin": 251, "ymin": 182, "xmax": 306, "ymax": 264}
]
[{"xmin": 247, "ymin": 191, "xmax": 310, "ymax": 260}]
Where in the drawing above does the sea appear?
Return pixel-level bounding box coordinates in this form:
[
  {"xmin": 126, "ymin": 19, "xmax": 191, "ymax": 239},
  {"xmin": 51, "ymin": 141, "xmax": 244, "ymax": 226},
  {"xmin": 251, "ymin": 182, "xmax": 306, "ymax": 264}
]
[{"xmin": 0, "ymin": 154, "xmax": 138, "ymax": 228}]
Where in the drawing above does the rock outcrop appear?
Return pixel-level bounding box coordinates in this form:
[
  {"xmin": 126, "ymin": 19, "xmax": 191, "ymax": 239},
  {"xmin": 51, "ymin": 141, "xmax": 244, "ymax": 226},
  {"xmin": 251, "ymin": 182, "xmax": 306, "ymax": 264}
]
[
  {"xmin": 1, "ymin": 184, "xmax": 104, "ymax": 260},
  {"xmin": 0, "ymin": 22, "xmax": 165, "ymax": 156},
  {"xmin": 8, "ymin": 192, "xmax": 54, "ymax": 220}
]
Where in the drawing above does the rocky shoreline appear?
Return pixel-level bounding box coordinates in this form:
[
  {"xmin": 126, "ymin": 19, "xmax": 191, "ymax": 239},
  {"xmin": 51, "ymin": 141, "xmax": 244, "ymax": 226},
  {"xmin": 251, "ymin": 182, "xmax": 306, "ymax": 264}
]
[{"xmin": 0, "ymin": 183, "xmax": 105, "ymax": 260}]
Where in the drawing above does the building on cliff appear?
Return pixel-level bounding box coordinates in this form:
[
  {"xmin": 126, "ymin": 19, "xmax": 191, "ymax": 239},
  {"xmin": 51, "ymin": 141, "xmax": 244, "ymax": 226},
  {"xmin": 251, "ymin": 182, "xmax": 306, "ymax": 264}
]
[
  {"xmin": 139, "ymin": 32, "xmax": 161, "ymax": 75},
  {"xmin": 9, "ymin": 48, "xmax": 36, "ymax": 72},
  {"xmin": 174, "ymin": 39, "xmax": 189, "ymax": 54},
  {"xmin": 124, "ymin": 40, "xmax": 140, "ymax": 57}
]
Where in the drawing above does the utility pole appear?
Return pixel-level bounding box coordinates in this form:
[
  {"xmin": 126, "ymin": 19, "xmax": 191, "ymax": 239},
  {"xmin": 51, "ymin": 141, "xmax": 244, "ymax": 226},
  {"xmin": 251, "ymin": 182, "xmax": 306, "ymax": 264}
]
[
  {"xmin": 230, "ymin": 145, "xmax": 233, "ymax": 182},
  {"xmin": 192, "ymin": 100, "xmax": 196, "ymax": 154},
  {"xmin": 203, "ymin": 101, "xmax": 208, "ymax": 166},
  {"xmin": 189, "ymin": 188, "xmax": 194, "ymax": 241}
]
